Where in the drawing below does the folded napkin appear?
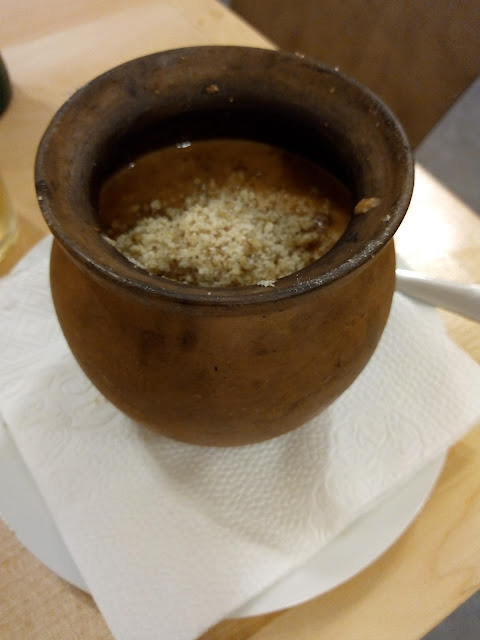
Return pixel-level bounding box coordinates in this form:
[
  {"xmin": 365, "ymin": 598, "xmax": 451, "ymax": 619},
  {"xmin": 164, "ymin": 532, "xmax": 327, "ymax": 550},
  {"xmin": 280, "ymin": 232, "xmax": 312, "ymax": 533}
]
[{"xmin": 1, "ymin": 237, "xmax": 479, "ymax": 640}]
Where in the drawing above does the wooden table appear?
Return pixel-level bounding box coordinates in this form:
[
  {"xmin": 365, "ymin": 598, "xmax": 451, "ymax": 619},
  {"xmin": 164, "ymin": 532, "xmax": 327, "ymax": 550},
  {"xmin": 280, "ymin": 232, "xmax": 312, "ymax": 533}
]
[{"xmin": 0, "ymin": 1, "xmax": 479, "ymax": 638}]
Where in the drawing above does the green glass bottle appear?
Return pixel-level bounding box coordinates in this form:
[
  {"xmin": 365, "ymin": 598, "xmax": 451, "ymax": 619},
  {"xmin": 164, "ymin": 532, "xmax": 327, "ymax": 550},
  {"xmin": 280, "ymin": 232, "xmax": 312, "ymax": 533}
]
[{"xmin": 0, "ymin": 55, "xmax": 12, "ymax": 116}]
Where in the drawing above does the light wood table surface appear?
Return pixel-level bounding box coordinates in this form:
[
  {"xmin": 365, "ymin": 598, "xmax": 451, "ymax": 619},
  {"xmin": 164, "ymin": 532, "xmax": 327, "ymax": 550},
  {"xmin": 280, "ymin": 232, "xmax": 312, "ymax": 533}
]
[{"xmin": 1, "ymin": 1, "xmax": 479, "ymax": 639}]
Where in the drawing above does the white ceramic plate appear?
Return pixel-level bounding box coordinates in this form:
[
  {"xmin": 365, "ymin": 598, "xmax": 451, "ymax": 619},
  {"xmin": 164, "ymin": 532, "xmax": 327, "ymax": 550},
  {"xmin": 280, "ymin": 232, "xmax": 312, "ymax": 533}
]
[{"xmin": 0, "ymin": 417, "xmax": 444, "ymax": 617}]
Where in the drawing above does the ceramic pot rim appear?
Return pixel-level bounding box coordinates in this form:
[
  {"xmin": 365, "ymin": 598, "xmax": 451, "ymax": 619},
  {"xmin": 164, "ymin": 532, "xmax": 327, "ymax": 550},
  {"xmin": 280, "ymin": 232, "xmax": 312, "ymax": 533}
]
[{"xmin": 35, "ymin": 46, "xmax": 414, "ymax": 307}]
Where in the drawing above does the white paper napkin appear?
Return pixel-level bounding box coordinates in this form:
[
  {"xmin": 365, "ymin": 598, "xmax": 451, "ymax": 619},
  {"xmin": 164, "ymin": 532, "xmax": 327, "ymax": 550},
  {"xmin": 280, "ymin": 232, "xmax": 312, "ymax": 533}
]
[{"xmin": 1, "ymin": 236, "xmax": 479, "ymax": 640}]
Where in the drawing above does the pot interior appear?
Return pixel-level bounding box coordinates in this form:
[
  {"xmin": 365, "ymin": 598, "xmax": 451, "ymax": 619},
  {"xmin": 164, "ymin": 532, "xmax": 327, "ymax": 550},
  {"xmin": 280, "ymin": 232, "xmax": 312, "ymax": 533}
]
[{"xmin": 36, "ymin": 46, "xmax": 413, "ymax": 303}]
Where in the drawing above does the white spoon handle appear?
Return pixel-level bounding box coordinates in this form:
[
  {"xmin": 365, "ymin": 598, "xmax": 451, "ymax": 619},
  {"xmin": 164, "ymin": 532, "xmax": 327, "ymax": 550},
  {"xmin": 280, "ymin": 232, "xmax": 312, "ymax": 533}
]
[{"xmin": 395, "ymin": 269, "xmax": 480, "ymax": 323}]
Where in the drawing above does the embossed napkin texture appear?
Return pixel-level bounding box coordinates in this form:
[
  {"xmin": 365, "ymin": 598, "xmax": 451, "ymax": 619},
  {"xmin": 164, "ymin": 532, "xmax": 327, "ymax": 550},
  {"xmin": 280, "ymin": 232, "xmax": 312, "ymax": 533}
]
[{"xmin": 1, "ymin": 237, "xmax": 480, "ymax": 640}]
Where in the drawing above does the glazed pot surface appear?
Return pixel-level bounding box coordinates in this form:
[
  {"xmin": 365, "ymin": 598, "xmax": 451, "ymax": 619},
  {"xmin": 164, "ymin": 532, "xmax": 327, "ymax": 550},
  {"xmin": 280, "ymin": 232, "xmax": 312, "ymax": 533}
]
[{"xmin": 49, "ymin": 239, "xmax": 396, "ymax": 445}]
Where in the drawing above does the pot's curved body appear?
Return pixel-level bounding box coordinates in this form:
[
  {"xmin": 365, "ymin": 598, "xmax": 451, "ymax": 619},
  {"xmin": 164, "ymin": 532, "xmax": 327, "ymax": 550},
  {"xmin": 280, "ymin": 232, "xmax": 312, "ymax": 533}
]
[
  {"xmin": 50, "ymin": 239, "xmax": 395, "ymax": 445},
  {"xmin": 36, "ymin": 46, "xmax": 413, "ymax": 446}
]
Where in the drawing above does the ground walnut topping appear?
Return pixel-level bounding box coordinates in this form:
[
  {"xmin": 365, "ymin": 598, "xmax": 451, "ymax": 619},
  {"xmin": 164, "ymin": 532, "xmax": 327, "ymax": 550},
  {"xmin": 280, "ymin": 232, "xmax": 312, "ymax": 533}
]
[
  {"xmin": 354, "ymin": 197, "xmax": 381, "ymax": 215},
  {"xmin": 111, "ymin": 173, "xmax": 341, "ymax": 287}
]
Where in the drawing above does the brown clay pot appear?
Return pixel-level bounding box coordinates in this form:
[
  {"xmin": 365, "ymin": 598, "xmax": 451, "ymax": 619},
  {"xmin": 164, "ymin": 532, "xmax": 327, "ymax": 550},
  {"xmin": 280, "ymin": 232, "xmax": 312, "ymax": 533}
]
[{"xmin": 35, "ymin": 46, "xmax": 413, "ymax": 446}]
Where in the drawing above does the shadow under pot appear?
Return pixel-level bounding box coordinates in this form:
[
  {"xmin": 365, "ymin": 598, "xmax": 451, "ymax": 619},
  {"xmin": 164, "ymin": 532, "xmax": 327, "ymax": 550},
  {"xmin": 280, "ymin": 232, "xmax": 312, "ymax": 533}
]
[{"xmin": 35, "ymin": 46, "xmax": 413, "ymax": 446}]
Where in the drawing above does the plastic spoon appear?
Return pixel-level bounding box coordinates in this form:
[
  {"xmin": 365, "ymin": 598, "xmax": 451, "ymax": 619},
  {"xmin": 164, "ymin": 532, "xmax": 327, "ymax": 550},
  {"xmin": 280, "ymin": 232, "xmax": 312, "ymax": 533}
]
[{"xmin": 396, "ymin": 269, "xmax": 480, "ymax": 323}]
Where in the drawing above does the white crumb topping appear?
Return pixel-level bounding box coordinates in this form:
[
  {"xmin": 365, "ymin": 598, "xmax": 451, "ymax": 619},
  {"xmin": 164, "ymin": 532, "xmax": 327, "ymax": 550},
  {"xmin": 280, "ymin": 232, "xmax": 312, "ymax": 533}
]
[{"xmin": 111, "ymin": 175, "xmax": 342, "ymax": 287}]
